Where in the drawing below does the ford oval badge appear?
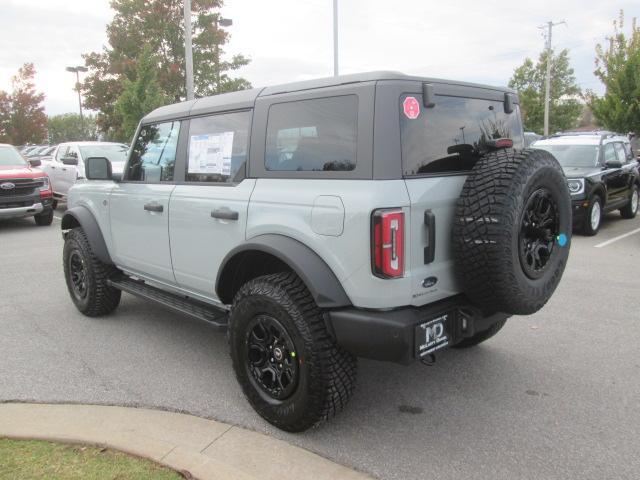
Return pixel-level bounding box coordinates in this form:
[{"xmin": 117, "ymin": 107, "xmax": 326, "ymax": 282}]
[
  {"xmin": 0, "ymin": 182, "xmax": 16, "ymax": 190},
  {"xmin": 422, "ymin": 276, "xmax": 438, "ymax": 288}
]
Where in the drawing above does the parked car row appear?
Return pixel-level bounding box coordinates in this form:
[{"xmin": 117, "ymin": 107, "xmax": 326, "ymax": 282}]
[
  {"xmin": 531, "ymin": 131, "xmax": 639, "ymax": 236},
  {"xmin": 0, "ymin": 141, "xmax": 128, "ymax": 226}
]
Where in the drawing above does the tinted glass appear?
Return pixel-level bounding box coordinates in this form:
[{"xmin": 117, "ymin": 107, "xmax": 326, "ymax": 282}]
[
  {"xmin": 126, "ymin": 121, "xmax": 180, "ymax": 182},
  {"xmin": 400, "ymin": 95, "xmax": 524, "ymax": 175},
  {"xmin": 265, "ymin": 95, "xmax": 358, "ymax": 172},
  {"xmin": 613, "ymin": 143, "xmax": 627, "ymax": 163},
  {"xmin": 532, "ymin": 144, "xmax": 600, "ymax": 167},
  {"xmin": 0, "ymin": 146, "xmax": 27, "ymax": 166},
  {"xmin": 603, "ymin": 144, "xmax": 617, "ymax": 164},
  {"xmin": 186, "ymin": 111, "xmax": 251, "ymax": 183},
  {"xmin": 79, "ymin": 144, "xmax": 128, "ymax": 166}
]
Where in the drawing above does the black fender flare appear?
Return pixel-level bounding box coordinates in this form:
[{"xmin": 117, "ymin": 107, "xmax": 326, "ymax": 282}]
[
  {"xmin": 61, "ymin": 206, "xmax": 113, "ymax": 265},
  {"xmin": 216, "ymin": 234, "xmax": 351, "ymax": 308}
]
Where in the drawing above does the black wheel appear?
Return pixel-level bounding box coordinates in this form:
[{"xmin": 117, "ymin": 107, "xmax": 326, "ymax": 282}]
[
  {"xmin": 620, "ymin": 184, "xmax": 639, "ymax": 219},
  {"xmin": 34, "ymin": 209, "xmax": 54, "ymax": 226},
  {"xmin": 63, "ymin": 227, "xmax": 121, "ymax": 316},
  {"xmin": 228, "ymin": 272, "xmax": 356, "ymax": 432},
  {"xmin": 582, "ymin": 196, "xmax": 602, "ymax": 236},
  {"xmin": 453, "ymin": 148, "xmax": 572, "ymax": 315},
  {"xmin": 452, "ymin": 318, "xmax": 507, "ymax": 349}
]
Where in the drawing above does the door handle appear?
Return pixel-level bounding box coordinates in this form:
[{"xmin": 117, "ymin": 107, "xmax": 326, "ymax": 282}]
[
  {"xmin": 211, "ymin": 208, "xmax": 239, "ymax": 221},
  {"xmin": 144, "ymin": 203, "xmax": 164, "ymax": 213},
  {"xmin": 61, "ymin": 168, "xmax": 67, "ymax": 171},
  {"xmin": 424, "ymin": 210, "xmax": 436, "ymax": 264},
  {"xmin": 50, "ymin": 166, "xmax": 56, "ymax": 169}
]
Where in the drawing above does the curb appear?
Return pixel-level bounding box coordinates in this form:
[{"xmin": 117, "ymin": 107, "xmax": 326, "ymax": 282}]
[{"xmin": 0, "ymin": 403, "xmax": 371, "ymax": 480}]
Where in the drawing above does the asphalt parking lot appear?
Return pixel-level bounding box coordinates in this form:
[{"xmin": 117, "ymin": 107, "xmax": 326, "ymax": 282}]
[{"xmin": 1, "ymin": 208, "xmax": 639, "ymax": 480}]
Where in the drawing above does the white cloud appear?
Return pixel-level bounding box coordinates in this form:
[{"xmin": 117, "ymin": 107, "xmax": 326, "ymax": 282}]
[{"xmin": 1, "ymin": 0, "xmax": 638, "ymax": 116}]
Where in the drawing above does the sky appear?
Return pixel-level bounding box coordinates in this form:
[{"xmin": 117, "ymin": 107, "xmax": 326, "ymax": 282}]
[{"xmin": 0, "ymin": 0, "xmax": 638, "ymax": 116}]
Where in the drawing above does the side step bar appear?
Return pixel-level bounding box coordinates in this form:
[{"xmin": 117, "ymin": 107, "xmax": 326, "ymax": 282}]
[{"xmin": 108, "ymin": 276, "xmax": 228, "ymax": 330}]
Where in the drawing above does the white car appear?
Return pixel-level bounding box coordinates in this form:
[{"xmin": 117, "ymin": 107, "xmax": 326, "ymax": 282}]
[{"xmin": 44, "ymin": 141, "xmax": 128, "ymax": 207}]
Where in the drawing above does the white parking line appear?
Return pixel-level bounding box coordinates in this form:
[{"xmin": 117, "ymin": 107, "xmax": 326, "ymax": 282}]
[
  {"xmin": 53, "ymin": 215, "xmax": 62, "ymax": 221},
  {"xmin": 594, "ymin": 227, "xmax": 640, "ymax": 248}
]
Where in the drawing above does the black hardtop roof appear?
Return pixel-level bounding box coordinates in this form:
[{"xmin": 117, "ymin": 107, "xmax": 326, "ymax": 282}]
[{"xmin": 142, "ymin": 71, "xmax": 516, "ymax": 124}]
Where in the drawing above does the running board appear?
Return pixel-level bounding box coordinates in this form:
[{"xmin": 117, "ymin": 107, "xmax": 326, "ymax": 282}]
[{"xmin": 108, "ymin": 276, "xmax": 228, "ymax": 330}]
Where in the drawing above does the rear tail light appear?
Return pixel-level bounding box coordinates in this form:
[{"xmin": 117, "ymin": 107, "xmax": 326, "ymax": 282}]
[{"xmin": 371, "ymin": 208, "xmax": 405, "ymax": 278}]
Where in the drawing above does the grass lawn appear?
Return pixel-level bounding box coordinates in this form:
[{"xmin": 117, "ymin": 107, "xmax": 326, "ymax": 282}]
[{"xmin": 0, "ymin": 438, "xmax": 184, "ymax": 479}]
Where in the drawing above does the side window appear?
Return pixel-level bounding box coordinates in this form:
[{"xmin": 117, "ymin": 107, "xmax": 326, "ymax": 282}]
[
  {"xmin": 55, "ymin": 146, "xmax": 68, "ymax": 161},
  {"xmin": 613, "ymin": 143, "xmax": 627, "ymax": 163},
  {"xmin": 186, "ymin": 111, "xmax": 252, "ymax": 183},
  {"xmin": 126, "ymin": 121, "xmax": 180, "ymax": 182},
  {"xmin": 603, "ymin": 144, "xmax": 617, "ymax": 165},
  {"xmin": 622, "ymin": 142, "xmax": 634, "ymax": 161},
  {"xmin": 265, "ymin": 95, "xmax": 358, "ymax": 172}
]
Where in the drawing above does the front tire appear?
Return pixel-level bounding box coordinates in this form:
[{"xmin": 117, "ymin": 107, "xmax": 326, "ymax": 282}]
[
  {"xmin": 63, "ymin": 227, "xmax": 121, "ymax": 316},
  {"xmin": 228, "ymin": 272, "xmax": 356, "ymax": 432},
  {"xmin": 620, "ymin": 185, "xmax": 639, "ymax": 219},
  {"xmin": 34, "ymin": 209, "xmax": 53, "ymax": 226},
  {"xmin": 582, "ymin": 196, "xmax": 602, "ymax": 236}
]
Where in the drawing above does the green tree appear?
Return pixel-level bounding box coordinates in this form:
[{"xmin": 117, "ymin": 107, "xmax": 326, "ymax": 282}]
[
  {"xmin": 115, "ymin": 47, "xmax": 168, "ymax": 141},
  {"xmin": 47, "ymin": 113, "xmax": 98, "ymax": 143},
  {"xmin": 588, "ymin": 11, "xmax": 640, "ymax": 134},
  {"xmin": 0, "ymin": 63, "xmax": 47, "ymax": 145},
  {"xmin": 509, "ymin": 49, "xmax": 583, "ymax": 134},
  {"xmin": 82, "ymin": 0, "xmax": 251, "ymax": 139}
]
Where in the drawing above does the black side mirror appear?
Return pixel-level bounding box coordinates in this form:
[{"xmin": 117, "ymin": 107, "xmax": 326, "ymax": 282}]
[
  {"xmin": 85, "ymin": 157, "xmax": 113, "ymax": 180},
  {"xmin": 28, "ymin": 158, "xmax": 41, "ymax": 167},
  {"xmin": 605, "ymin": 159, "xmax": 623, "ymax": 169},
  {"xmin": 61, "ymin": 156, "xmax": 79, "ymax": 166}
]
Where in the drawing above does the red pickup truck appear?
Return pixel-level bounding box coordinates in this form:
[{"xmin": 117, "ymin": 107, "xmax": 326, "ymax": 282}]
[{"xmin": 0, "ymin": 144, "xmax": 54, "ymax": 226}]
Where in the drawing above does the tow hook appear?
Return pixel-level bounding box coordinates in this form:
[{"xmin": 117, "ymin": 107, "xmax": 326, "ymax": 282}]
[{"xmin": 420, "ymin": 353, "xmax": 436, "ymax": 366}]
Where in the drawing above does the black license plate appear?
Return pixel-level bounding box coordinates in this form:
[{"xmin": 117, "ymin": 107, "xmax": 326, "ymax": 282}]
[{"xmin": 415, "ymin": 312, "xmax": 452, "ymax": 357}]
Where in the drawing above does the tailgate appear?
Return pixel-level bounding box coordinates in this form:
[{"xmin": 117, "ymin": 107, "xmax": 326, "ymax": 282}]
[{"xmin": 404, "ymin": 176, "xmax": 466, "ymax": 306}]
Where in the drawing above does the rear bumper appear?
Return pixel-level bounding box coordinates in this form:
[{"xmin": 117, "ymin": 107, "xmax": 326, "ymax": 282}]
[{"xmin": 327, "ymin": 295, "xmax": 510, "ymax": 365}]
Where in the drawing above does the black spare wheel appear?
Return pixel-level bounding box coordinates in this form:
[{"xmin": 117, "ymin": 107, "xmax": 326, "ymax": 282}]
[
  {"xmin": 228, "ymin": 272, "xmax": 356, "ymax": 432},
  {"xmin": 452, "ymin": 148, "xmax": 571, "ymax": 315}
]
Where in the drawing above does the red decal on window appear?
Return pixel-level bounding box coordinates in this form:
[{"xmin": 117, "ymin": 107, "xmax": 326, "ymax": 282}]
[{"xmin": 403, "ymin": 96, "xmax": 420, "ymax": 120}]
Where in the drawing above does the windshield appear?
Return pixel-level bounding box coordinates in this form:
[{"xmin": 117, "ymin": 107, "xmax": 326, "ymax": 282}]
[
  {"xmin": 0, "ymin": 146, "xmax": 27, "ymax": 167},
  {"xmin": 79, "ymin": 144, "xmax": 128, "ymax": 164},
  {"xmin": 532, "ymin": 144, "xmax": 600, "ymax": 167}
]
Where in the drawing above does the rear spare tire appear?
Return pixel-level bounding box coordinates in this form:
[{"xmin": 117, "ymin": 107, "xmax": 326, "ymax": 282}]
[{"xmin": 452, "ymin": 148, "xmax": 571, "ymax": 315}]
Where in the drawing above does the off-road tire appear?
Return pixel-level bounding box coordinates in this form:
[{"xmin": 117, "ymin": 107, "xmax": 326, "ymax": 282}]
[
  {"xmin": 582, "ymin": 195, "xmax": 602, "ymax": 236},
  {"xmin": 63, "ymin": 227, "xmax": 121, "ymax": 316},
  {"xmin": 451, "ymin": 318, "xmax": 508, "ymax": 349},
  {"xmin": 620, "ymin": 184, "xmax": 639, "ymax": 219},
  {"xmin": 452, "ymin": 148, "xmax": 571, "ymax": 315},
  {"xmin": 228, "ymin": 272, "xmax": 356, "ymax": 432},
  {"xmin": 34, "ymin": 209, "xmax": 54, "ymax": 226}
]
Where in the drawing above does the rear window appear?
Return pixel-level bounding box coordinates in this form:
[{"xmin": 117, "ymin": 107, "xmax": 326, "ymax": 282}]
[
  {"xmin": 265, "ymin": 95, "xmax": 357, "ymax": 172},
  {"xmin": 400, "ymin": 95, "xmax": 524, "ymax": 176}
]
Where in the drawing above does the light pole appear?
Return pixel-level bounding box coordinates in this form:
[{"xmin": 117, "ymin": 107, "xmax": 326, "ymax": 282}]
[
  {"xmin": 184, "ymin": 0, "xmax": 195, "ymax": 100},
  {"xmin": 333, "ymin": 0, "xmax": 338, "ymax": 76},
  {"xmin": 214, "ymin": 17, "xmax": 233, "ymax": 94},
  {"xmin": 66, "ymin": 66, "xmax": 88, "ymax": 124}
]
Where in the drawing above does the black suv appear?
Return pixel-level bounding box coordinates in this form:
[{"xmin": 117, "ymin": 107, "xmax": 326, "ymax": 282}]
[{"xmin": 532, "ymin": 132, "xmax": 639, "ymax": 235}]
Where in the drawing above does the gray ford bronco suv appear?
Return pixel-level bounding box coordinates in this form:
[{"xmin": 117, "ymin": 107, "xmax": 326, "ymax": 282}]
[{"xmin": 61, "ymin": 72, "xmax": 572, "ymax": 431}]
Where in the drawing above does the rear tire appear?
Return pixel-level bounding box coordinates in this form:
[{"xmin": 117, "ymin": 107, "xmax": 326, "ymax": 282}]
[
  {"xmin": 620, "ymin": 185, "xmax": 639, "ymax": 219},
  {"xmin": 582, "ymin": 196, "xmax": 602, "ymax": 236},
  {"xmin": 34, "ymin": 209, "xmax": 53, "ymax": 226},
  {"xmin": 452, "ymin": 318, "xmax": 507, "ymax": 349},
  {"xmin": 63, "ymin": 227, "xmax": 121, "ymax": 316},
  {"xmin": 228, "ymin": 272, "xmax": 356, "ymax": 432},
  {"xmin": 452, "ymin": 148, "xmax": 572, "ymax": 315}
]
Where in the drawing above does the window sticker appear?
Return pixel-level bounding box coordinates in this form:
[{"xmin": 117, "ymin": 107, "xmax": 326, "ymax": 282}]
[
  {"xmin": 403, "ymin": 96, "xmax": 421, "ymax": 119},
  {"xmin": 188, "ymin": 131, "xmax": 234, "ymax": 175}
]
